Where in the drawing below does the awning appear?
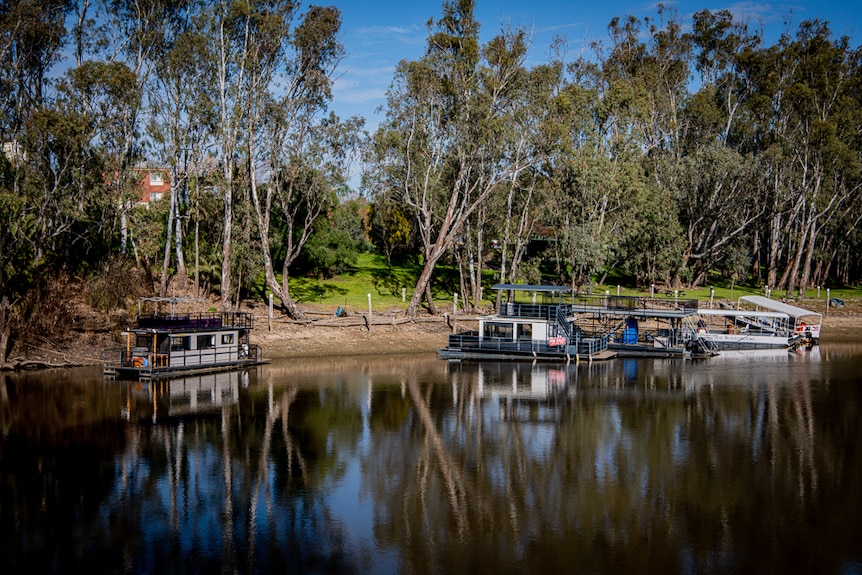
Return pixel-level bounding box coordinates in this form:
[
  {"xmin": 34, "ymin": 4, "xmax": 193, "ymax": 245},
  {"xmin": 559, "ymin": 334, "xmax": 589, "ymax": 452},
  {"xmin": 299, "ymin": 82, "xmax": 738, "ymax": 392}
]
[
  {"xmin": 738, "ymin": 295, "xmax": 822, "ymax": 320},
  {"xmin": 491, "ymin": 284, "xmax": 573, "ymax": 294}
]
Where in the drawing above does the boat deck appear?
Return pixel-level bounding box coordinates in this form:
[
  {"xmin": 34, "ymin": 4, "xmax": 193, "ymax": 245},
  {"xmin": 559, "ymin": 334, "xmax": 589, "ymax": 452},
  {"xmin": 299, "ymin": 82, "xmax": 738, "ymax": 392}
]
[{"xmin": 104, "ymin": 357, "xmax": 266, "ymax": 382}]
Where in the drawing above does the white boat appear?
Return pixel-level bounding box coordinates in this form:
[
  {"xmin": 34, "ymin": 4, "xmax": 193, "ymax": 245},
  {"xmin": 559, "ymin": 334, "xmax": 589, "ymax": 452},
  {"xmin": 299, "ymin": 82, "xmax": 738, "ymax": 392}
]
[
  {"xmin": 438, "ymin": 284, "xmax": 615, "ymax": 361},
  {"xmin": 690, "ymin": 295, "xmax": 822, "ymax": 350},
  {"xmin": 738, "ymin": 295, "xmax": 822, "ymax": 345}
]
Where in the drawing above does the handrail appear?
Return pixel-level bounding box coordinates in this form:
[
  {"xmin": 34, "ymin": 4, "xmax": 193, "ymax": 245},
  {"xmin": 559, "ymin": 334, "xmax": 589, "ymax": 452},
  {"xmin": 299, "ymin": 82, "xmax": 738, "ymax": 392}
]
[
  {"xmin": 136, "ymin": 311, "xmax": 254, "ymax": 330},
  {"xmin": 114, "ymin": 343, "xmax": 260, "ymax": 369}
]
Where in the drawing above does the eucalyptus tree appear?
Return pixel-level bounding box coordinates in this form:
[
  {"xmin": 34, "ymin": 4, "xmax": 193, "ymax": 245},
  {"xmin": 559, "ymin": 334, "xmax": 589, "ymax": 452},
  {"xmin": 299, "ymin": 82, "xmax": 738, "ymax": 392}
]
[
  {"xmin": 369, "ymin": 0, "xmax": 542, "ymax": 317},
  {"xmin": 726, "ymin": 35, "xmax": 796, "ymax": 290},
  {"xmin": 146, "ymin": 2, "xmax": 216, "ymax": 294},
  {"xmin": 776, "ymin": 22, "xmax": 859, "ymax": 296},
  {"xmin": 483, "ymin": 52, "xmax": 572, "ymax": 308},
  {"xmin": 670, "ymin": 144, "xmax": 761, "ymax": 286},
  {"xmin": 205, "ymin": 0, "xmax": 253, "ymax": 310},
  {"xmin": 263, "ymin": 113, "xmax": 363, "ymax": 320},
  {"xmin": 808, "ymin": 45, "xmax": 862, "ymax": 287},
  {"xmin": 680, "ymin": 10, "xmax": 764, "ymax": 285},
  {"xmin": 0, "ymin": 0, "xmax": 74, "ymax": 362},
  {"xmin": 240, "ymin": 4, "xmax": 353, "ymax": 320},
  {"xmin": 79, "ymin": 0, "xmax": 188, "ymax": 256},
  {"xmin": 454, "ymin": 46, "xmax": 565, "ymax": 311},
  {"xmin": 583, "ymin": 8, "xmax": 692, "ymax": 287}
]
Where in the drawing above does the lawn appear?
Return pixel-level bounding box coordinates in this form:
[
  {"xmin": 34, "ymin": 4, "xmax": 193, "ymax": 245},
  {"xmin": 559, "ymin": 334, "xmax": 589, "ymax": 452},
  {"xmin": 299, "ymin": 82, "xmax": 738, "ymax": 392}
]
[{"xmin": 257, "ymin": 254, "xmax": 861, "ymax": 313}]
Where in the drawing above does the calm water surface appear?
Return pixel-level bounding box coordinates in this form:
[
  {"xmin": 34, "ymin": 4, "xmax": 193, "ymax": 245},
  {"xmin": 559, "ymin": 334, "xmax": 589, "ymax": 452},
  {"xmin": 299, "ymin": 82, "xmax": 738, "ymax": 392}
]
[{"xmin": 1, "ymin": 341, "xmax": 861, "ymax": 574}]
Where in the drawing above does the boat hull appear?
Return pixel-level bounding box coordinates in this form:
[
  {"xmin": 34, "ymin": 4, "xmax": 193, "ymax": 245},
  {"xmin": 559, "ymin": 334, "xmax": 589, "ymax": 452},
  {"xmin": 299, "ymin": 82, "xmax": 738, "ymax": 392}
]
[
  {"xmin": 104, "ymin": 357, "xmax": 267, "ymax": 381},
  {"xmin": 696, "ymin": 333, "xmax": 790, "ymax": 350}
]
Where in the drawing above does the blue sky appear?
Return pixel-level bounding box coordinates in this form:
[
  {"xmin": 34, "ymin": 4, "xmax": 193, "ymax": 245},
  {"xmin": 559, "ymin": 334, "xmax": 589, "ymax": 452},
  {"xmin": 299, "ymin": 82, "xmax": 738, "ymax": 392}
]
[{"xmin": 331, "ymin": 0, "xmax": 862, "ymax": 134}]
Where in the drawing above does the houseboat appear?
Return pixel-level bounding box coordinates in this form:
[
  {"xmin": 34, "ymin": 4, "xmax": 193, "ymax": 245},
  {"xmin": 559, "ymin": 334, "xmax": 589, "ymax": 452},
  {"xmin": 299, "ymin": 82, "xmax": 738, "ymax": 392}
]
[
  {"xmin": 569, "ymin": 294, "xmax": 718, "ymax": 358},
  {"xmin": 689, "ymin": 296, "xmax": 822, "ymax": 350},
  {"xmin": 104, "ymin": 298, "xmax": 264, "ymax": 380},
  {"xmin": 738, "ymin": 295, "xmax": 822, "ymax": 346},
  {"xmin": 437, "ymin": 284, "xmax": 615, "ymax": 361}
]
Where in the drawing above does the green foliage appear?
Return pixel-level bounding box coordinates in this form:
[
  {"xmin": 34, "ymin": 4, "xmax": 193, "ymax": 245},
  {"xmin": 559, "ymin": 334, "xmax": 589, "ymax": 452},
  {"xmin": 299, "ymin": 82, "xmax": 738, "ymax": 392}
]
[
  {"xmin": 297, "ymin": 201, "xmax": 364, "ymax": 278},
  {"xmin": 2, "ymin": 0, "xmax": 862, "ymax": 341},
  {"xmin": 367, "ymin": 198, "xmax": 415, "ymax": 265}
]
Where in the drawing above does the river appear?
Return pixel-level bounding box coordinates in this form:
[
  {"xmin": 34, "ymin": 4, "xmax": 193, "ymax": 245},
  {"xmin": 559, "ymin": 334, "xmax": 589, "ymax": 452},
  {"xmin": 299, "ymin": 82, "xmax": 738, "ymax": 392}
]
[{"xmin": 1, "ymin": 342, "xmax": 861, "ymax": 574}]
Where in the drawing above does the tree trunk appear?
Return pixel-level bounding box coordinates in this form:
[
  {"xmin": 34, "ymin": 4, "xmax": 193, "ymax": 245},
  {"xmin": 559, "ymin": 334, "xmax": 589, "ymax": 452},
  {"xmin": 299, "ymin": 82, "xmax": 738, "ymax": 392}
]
[
  {"xmin": 247, "ymin": 134, "xmax": 307, "ymax": 321},
  {"xmin": 798, "ymin": 218, "xmax": 817, "ymax": 297},
  {"xmin": 784, "ymin": 221, "xmax": 809, "ymax": 297},
  {"xmin": 407, "ymin": 254, "xmax": 440, "ymax": 317},
  {"xmin": 424, "ymin": 281, "xmax": 437, "ymax": 315},
  {"xmin": 221, "ymin": 181, "xmax": 233, "ymax": 311},
  {"xmin": 174, "ymin": 182, "xmax": 186, "ymax": 278},
  {"xmin": 751, "ymin": 229, "xmax": 761, "ymax": 286},
  {"xmin": 0, "ymin": 297, "xmax": 12, "ymax": 365},
  {"xmin": 160, "ymin": 171, "xmax": 177, "ymax": 296},
  {"xmin": 766, "ymin": 211, "xmax": 781, "ymax": 289}
]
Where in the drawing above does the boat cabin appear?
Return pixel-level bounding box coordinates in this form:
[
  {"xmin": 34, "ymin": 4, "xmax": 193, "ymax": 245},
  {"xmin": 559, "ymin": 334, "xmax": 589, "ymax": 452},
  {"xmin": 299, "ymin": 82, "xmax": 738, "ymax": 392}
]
[
  {"xmin": 439, "ymin": 284, "xmax": 612, "ymax": 360},
  {"xmin": 104, "ymin": 299, "xmax": 263, "ymax": 380}
]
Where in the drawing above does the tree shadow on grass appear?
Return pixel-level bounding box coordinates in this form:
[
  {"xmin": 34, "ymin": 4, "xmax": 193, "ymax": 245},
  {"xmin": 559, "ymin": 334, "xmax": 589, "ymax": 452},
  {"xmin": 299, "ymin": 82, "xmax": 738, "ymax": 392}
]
[
  {"xmin": 367, "ymin": 262, "xmax": 463, "ymax": 311},
  {"xmin": 369, "ymin": 265, "xmax": 419, "ymax": 299},
  {"xmin": 289, "ymin": 278, "xmax": 349, "ymax": 304}
]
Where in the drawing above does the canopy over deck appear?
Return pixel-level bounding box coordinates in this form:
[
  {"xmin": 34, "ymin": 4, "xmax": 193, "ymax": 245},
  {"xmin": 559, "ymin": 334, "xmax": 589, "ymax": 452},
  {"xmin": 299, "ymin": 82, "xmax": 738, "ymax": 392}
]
[
  {"xmin": 491, "ymin": 284, "xmax": 573, "ymax": 294},
  {"xmin": 697, "ymin": 308, "xmax": 789, "ymax": 319},
  {"xmin": 738, "ymin": 295, "xmax": 822, "ymax": 321}
]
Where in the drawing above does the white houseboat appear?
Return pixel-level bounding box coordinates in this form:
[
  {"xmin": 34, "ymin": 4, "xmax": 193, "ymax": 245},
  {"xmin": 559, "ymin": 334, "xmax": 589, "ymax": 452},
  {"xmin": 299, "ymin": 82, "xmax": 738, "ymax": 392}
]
[
  {"xmin": 438, "ymin": 285, "xmax": 615, "ymax": 361},
  {"xmin": 690, "ymin": 295, "xmax": 822, "ymax": 350}
]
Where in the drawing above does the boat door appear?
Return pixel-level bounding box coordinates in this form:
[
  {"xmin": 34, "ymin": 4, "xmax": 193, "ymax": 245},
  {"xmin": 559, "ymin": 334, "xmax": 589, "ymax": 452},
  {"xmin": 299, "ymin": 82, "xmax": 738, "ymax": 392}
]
[{"xmin": 623, "ymin": 318, "xmax": 639, "ymax": 345}]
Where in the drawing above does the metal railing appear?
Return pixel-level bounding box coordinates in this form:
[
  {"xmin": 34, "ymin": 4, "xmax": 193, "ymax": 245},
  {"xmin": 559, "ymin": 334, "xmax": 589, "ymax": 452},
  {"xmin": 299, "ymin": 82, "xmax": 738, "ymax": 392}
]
[
  {"xmin": 136, "ymin": 311, "xmax": 254, "ymax": 330},
  {"xmin": 446, "ymin": 332, "xmax": 570, "ymax": 357},
  {"xmin": 446, "ymin": 331, "xmax": 609, "ymax": 358},
  {"xmin": 113, "ymin": 343, "xmax": 260, "ymax": 371},
  {"xmin": 571, "ymin": 295, "xmax": 699, "ymax": 314}
]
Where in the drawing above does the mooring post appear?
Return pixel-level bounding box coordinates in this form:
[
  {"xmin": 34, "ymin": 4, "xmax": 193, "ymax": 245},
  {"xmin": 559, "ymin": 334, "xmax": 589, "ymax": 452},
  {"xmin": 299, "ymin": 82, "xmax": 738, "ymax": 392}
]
[
  {"xmin": 367, "ymin": 293, "xmax": 372, "ymax": 330},
  {"xmin": 710, "ymin": 286, "xmax": 714, "ymax": 309},
  {"xmin": 401, "ymin": 287, "xmax": 406, "ymax": 302},
  {"xmin": 826, "ymin": 288, "xmax": 830, "ymax": 317},
  {"xmin": 453, "ymin": 293, "xmax": 458, "ymax": 315},
  {"xmin": 268, "ymin": 293, "xmax": 273, "ymax": 332}
]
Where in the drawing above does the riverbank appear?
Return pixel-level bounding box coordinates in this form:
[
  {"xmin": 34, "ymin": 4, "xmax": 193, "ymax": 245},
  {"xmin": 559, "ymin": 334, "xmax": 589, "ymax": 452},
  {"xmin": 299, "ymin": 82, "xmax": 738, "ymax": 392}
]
[
  {"xmin": 255, "ymin": 306, "xmax": 862, "ymax": 359},
  {"xmin": 2, "ymin": 298, "xmax": 860, "ymax": 369}
]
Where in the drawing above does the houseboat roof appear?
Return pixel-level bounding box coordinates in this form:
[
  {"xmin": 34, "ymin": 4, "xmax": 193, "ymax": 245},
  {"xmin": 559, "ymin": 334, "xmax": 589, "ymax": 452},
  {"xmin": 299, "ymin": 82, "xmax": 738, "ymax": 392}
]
[
  {"xmin": 492, "ymin": 284, "xmax": 573, "ymax": 294},
  {"xmin": 738, "ymin": 296, "xmax": 822, "ymax": 320},
  {"xmin": 697, "ymin": 308, "xmax": 790, "ymax": 319}
]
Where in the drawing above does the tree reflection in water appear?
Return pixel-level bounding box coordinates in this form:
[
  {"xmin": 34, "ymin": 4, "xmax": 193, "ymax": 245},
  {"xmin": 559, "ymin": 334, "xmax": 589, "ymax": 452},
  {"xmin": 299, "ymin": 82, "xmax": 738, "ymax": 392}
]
[{"xmin": 0, "ymin": 349, "xmax": 861, "ymax": 574}]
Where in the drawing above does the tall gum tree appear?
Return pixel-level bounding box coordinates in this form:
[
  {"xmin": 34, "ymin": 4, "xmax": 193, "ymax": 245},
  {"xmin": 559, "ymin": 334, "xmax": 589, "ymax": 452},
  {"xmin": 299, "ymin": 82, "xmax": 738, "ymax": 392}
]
[
  {"xmin": 243, "ymin": 4, "xmax": 352, "ymax": 320},
  {"xmin": 369, "ymin": 0, "xmax": 542, "ymax": 317}
]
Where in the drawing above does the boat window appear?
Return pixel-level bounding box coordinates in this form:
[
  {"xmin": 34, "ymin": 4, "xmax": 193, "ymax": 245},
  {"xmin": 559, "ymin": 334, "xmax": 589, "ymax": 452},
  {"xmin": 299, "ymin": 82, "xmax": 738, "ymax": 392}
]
[
  {"xmin": 171, "ymin": 336, "xmax": 190, "ymax": 351},
  {"xmin": 484, "ymin": 322, "xmax": 513, "ymax": 340},
  {"xmin": 517, "ymin": 323, "xmax": 532, "ymax": 340},
  {"xmin": 197, "ymin": 334, "xmax": 215, "ymax": 349},
  {"xmin": 221, "ymin": 333, "xmax": 234, "ymax": 345},
  {"xmin": 136, "ymin": 335, "xmax": 151, "ymax": 348}
]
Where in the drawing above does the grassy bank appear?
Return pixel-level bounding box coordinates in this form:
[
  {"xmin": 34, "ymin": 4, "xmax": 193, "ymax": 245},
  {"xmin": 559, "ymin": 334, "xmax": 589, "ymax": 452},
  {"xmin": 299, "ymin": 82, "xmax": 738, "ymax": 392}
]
[{"xmin": 261, "ymin": 253, "xmax": 862, "ymax": 314}]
